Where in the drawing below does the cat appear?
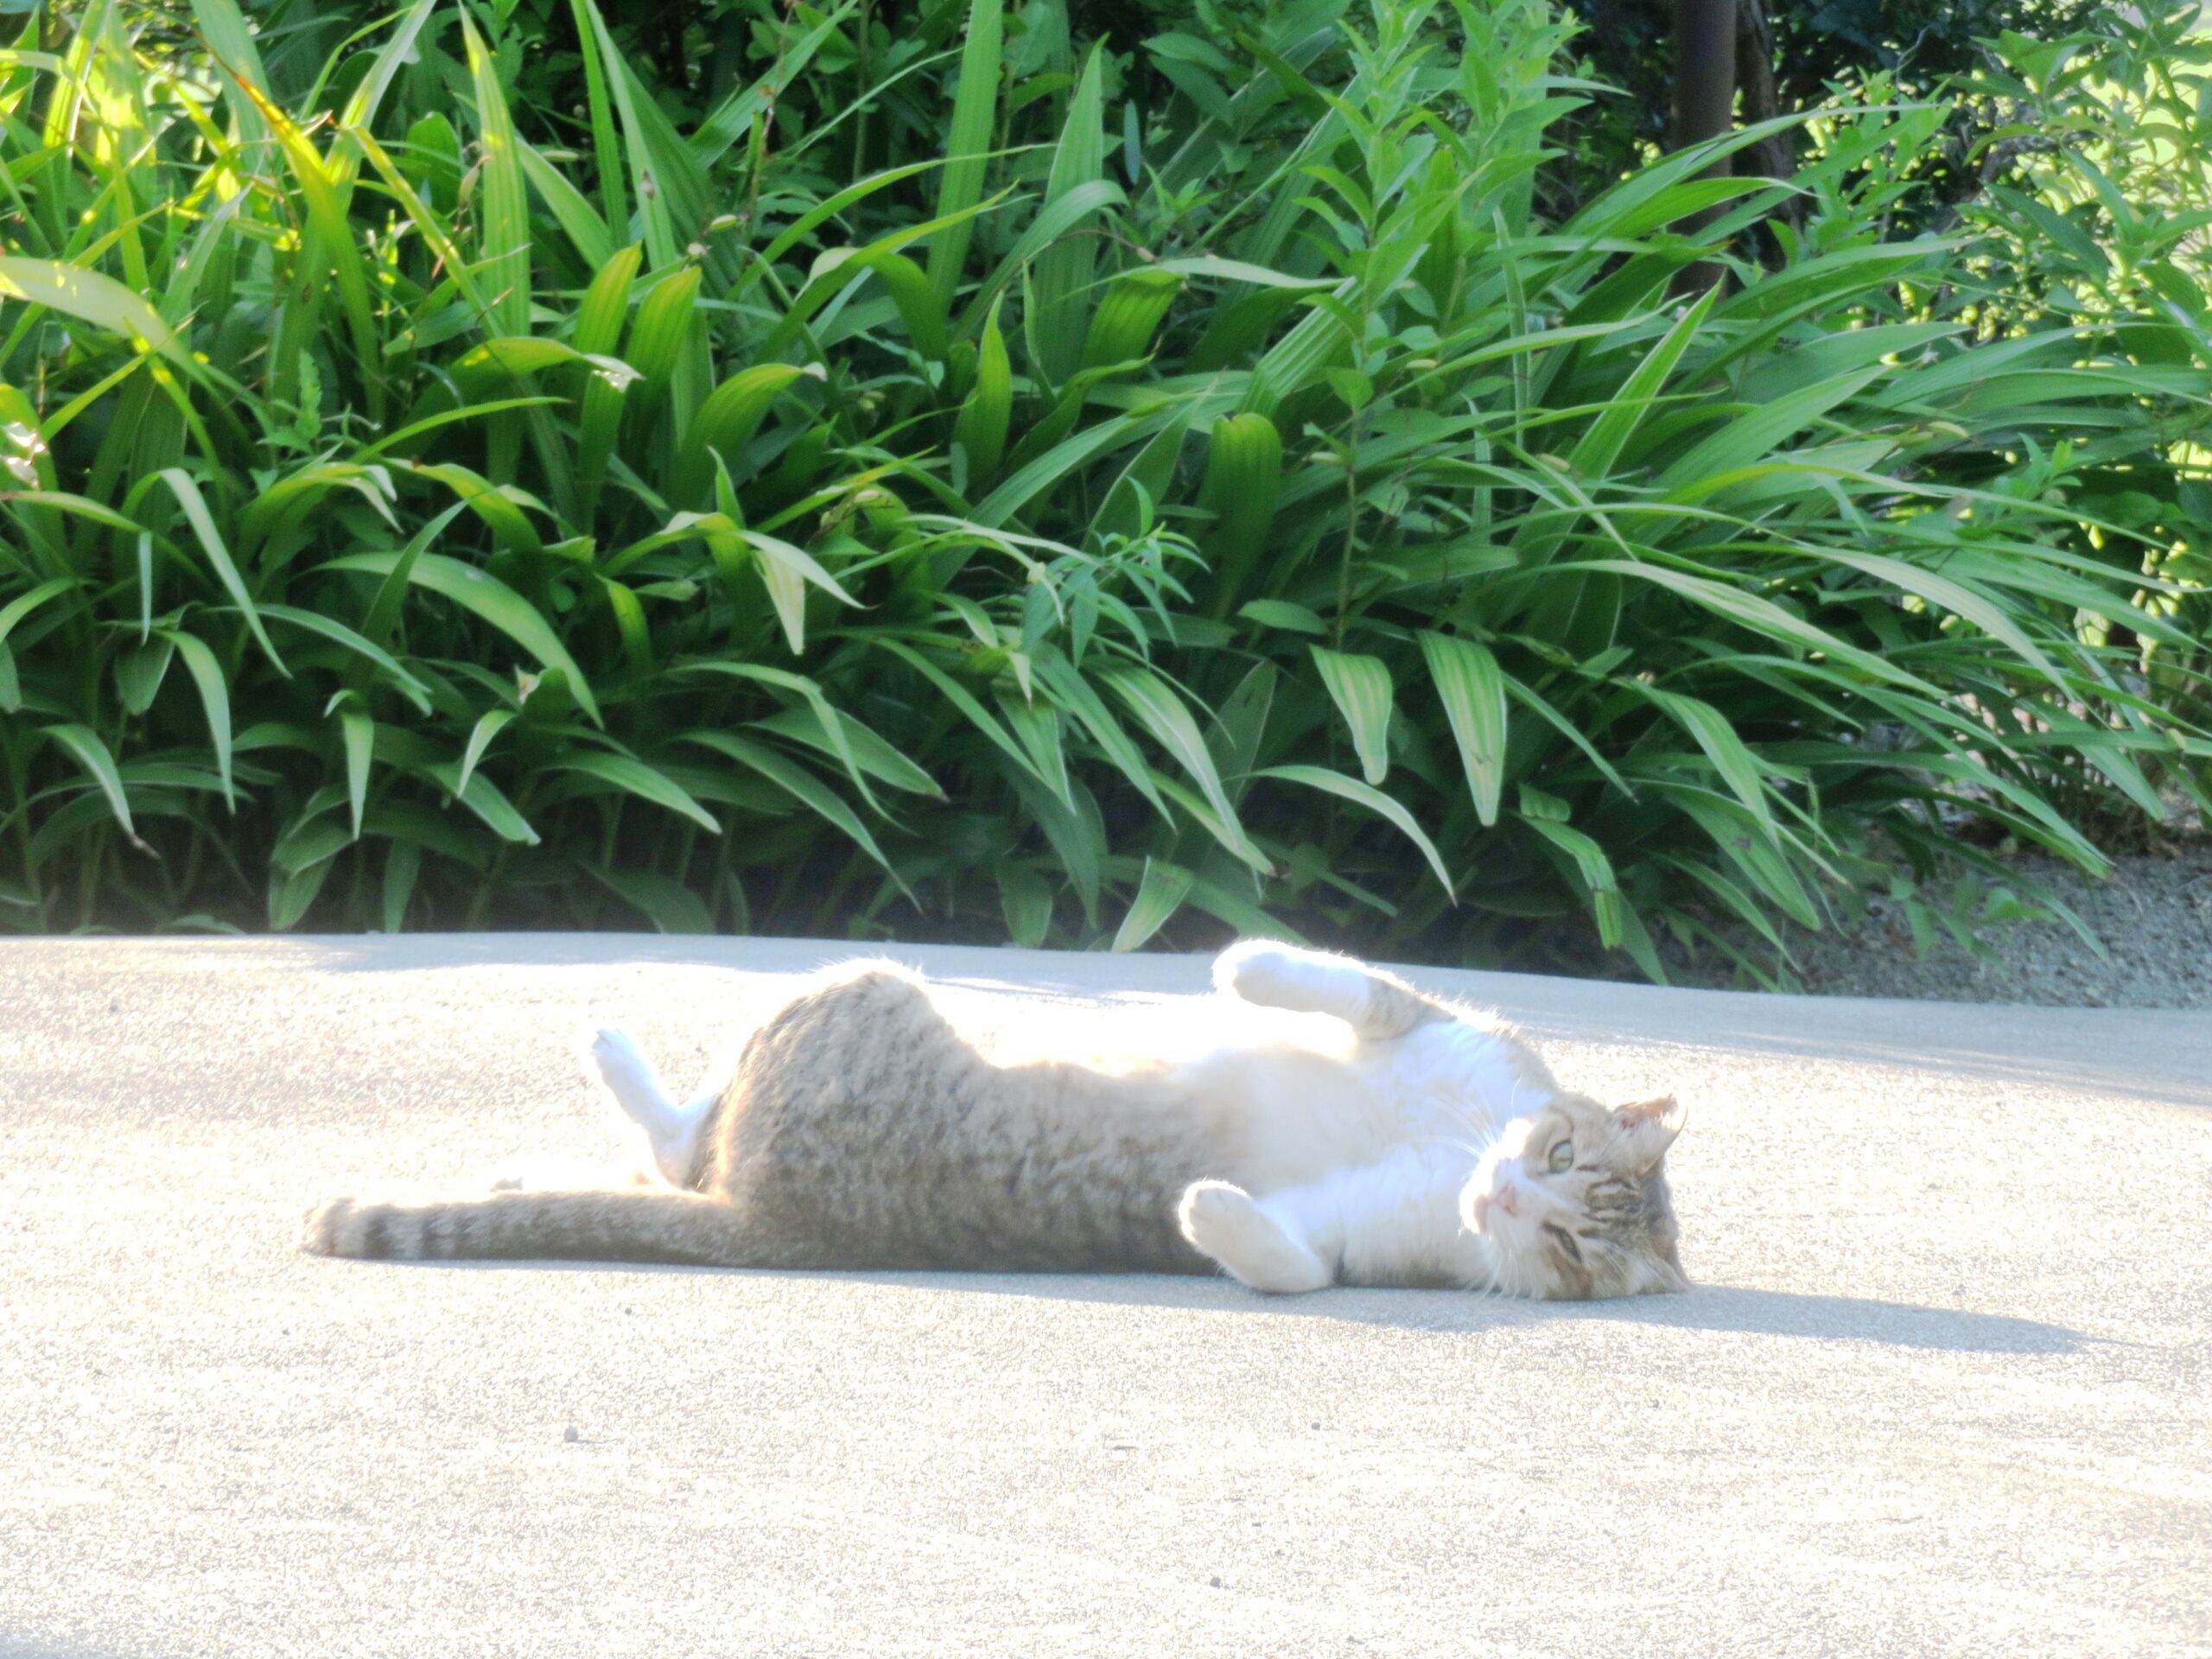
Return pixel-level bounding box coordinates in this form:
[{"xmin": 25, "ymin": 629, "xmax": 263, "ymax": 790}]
[{"xmin": 300, "ymin": 940, "xmax": 1688, "ymax": 1300}]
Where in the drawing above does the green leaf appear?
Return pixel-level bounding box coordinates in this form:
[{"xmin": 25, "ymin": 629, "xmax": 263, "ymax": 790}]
[
  {"xmin": 340, "ymin": 707, "xmax": 372, "ymax": 838},
  {"xmin": 255, "ymin": 603, "xmax": 433, "ymax": 713},
  {"xmin": 44, "ymin": 723, "xmax": 141, "ymax": 847},
  {"xmin": 1419, "ymin": 632, "xmax": 1508, "ymax": 828},
  {"xmin": 998, "ymin": 864, "xmax": 1054, "ymax": 948},
  {"xmin": 586, "ymin": 865, "xmax": 714, "ymax": 933},
  {"xmin": 0, "ymin": 256, "xmax": 187, "ymax": 364},
  {"xmin": 381, "ymin": 839, "xmax": 421, "ymax": 934},
  {"xmin": 550, "ymin": 750, "xmax": 722, "ymax": 834},
  {"xmin": 683, "ymin": 730, "xmax": 908, "ymax": 896},
  {"xmin": 320, "ymin": 550, "xmax": 601, "ymax": 723},
  {"xmin": 156, "ymin": 469, "xmax": 284, "ymax": 673},
  {"xmin": 1111, "ymin": 857, "xmax": 1195, "ymax": 951},
  {"xmin": 1031, "ymin": 47, "xmax": 1106, "ymax": 385},
  {"xmin": 456, "ymin": 709, "xmax": 518, "ymax": 795},
  {"xmin": 1309, "ymin": 645, "xmax": 1394, "ymax": 785},
  {"xmin": 1106, "ymin": 665, "xmax": 1267, "ymax": 872},
  {"xmin": 425, "ymin": 761, "xmax": 540, "ymax": 845},
  {"xmin": 1253, "ymin": 764, "xmax": 1454, "ymax": 897},
  {"xmin": 751, "ymin": 705, "xmax": 944, "ymax": 800},
  {"xmin": 1237, "ymin": 599, "xmax": 1326, "ymax": 634},
  {"xmin": 1638, "ymin": 684, "xmax": 1776, "ymax": 831},
  {"xmin": 156, "ymin": 629, "xmax": 234, "ymax": 808},
  {"xmin": 1520, "ymin": 812, "xmax": 1618, "ymax": 896},
  {"xmin": 925, "ymin": 0, "xmax": 1005, "ymax": 308}
]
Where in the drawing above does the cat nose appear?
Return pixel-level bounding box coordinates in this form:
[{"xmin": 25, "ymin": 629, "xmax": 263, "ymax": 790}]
[{"xmin": 1494, "ymin": 1179, "xmax": 1520, "ymax": 1218}]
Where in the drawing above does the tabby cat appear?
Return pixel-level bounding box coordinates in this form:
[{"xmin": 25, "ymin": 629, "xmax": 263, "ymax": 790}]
[{"xmin": 302, "ymin": 942, "xmax": 1688, "ymax": 1299}]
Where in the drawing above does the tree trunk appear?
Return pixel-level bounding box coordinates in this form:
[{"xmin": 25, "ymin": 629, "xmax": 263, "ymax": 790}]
[
  {"xmin": 1670, "ymin": 0, "xmax": 1735, "ymax": 293},
  {"xmin": 1734, "ymin": 0, "xmax": 1795, "ymax": 189},
  {"xmin": 1671, "ymin": 0, "xmax": 1736, "ymax": 159}
]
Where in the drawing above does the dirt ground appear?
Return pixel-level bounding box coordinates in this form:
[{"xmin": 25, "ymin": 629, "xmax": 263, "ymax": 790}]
[{"xmin": 1664, "ymin": 843, "xmax": 2212, "ymax": 1009}]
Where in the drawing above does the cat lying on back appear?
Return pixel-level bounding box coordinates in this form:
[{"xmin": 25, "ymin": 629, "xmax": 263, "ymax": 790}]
[{"xmin": 302, "ymin": 941, "xmax": 1688, "ymax": 1300}]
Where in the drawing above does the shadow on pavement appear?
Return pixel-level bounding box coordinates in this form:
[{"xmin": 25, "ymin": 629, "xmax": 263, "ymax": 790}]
[
  {"xmin": 383, "ymin": 1256, "xmax": 2086, "ymax": 1356},
  {"xmin": 898, "ymin": 1274, "xmax": 2089, "ymax": 1354}
]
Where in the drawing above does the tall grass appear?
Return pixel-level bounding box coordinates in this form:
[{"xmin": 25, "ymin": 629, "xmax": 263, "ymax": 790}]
[{"xmin": 0, "ymin": 0, "xmax": 2202, "ymax": 974}]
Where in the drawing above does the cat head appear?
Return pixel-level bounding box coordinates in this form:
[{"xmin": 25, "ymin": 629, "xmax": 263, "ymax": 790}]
[{"xmin": 1460, "ymin": 1093, "xmax": 1687, "ymax": 1300}]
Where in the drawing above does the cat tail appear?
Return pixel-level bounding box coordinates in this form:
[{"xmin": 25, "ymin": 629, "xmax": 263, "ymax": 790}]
[{"xmin": 300, "ymin": 1187, "xmax": 772, "ymax": 1267}]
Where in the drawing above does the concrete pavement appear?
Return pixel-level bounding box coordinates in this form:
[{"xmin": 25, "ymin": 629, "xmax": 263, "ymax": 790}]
[{"xmin": 2, "ymin": 935, "xmax": 2208, "ymax": 1657}]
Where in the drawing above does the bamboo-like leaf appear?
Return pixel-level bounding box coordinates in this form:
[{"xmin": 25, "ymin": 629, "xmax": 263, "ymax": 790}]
[
  {"xmin": 586, "ymin": 865, "xmax": 714, "ymax": 933},
  {"xmin": 683, "ymin": 730, "xmax": 907, "ymax": 895},
  {"xmin": 1200, "ymin": 412, "xmax": 1283, "ymax": 617},
  {"xmin": 1569, "ymin": 284, "xmax": 1719, "ymax": 477},
  {"xmin": 340, "ymin": 707, "xmax": 372, "ymax": 838},
  {"xmin": 1638, "ymin": 684, "xmax": 1776, "ymax": 831},
  {"xmin": 156, "ymin": 469, "xmax": 284, "ymax": 673},
  {"xmin": 518, "ymin": 137, "xmax": 613, "ymax": 273},
  {"xmin": 954, "ymin": 300, "xmax": 1013, "ymax": 480},
  {"xmin": 0, "ymin": 257, "xmax": 186, "ymax": 364},
  {"xmin": 441, "ymin": 711, "xmax": 511, "ymax": 798},
  {"xmin": 737, "ymin": 526, "xmax": 860, "ymax": 655},
  {"xmin": 256, "ymin": 604, "xmax": 431, "ymax": 712},
  {"xmin": 925, "ymin": 0, "xmax": 1003, "ymax": 308},
  {"xmin": 1309, "ymin": 645, "xmax": 1393, "ymax": 785},
  {"xmin": 450, "ymin": 338, "xmax": 639, "ymax": 396},
  {"xmin": 424, "ymin": 761, "xmax": 540, "ymax": 845},
  {"xmin": 1110, "ymin": 856, "xmax": 1195, "ymax": 951},
  {"xmin": 44, "ymin": 723, "xmax": 140, "ymax": 847},
  {"xmin": 1419, "ymin": 632, "xmax": 1508, "ymax": 827},
  {"xmin": 1106, "ymin": 665, "xmax": 1268, "ymax": 872},
  {"xmin": 402, "ymin": 462, "xmax": 546, "ymax": 556},
  {"xmin": 1254, "ymin": 764, "xmax": 1454, "ymax": 896},
  {"xmin": 752, "ymin": 705, "xmax": 944, "ymax": 800},
  {"xmin": 998, "ymin": 864, "xmax": 1054, "ymax": 948},
  {"xmin": 669, "ymin": 365, "xmax": 821, "ymax": 506},
  {"xmin": 1032, "ymin": 48, "xmax": 1106, "ymax": 386},
  {"xmin": 873, "ymin": 636, "xmax": 1066, "ymax": 803},
  {"xmin": 551, "ymin": 750, "xmax": 721, "ymax": 834},
  {"xmin": 157, "ymin": 629, "xmax": 234, "ymax": 808},
  {"xmin": 321, "ymin": 550, "xmax": 601, "ymax": 723},
  {"xmin": 460, "ymin": 13, "xmax": 529, "ymax": 339},
  {"xmin": 382, "ymin": 840, "xmax": 421, "ymax": 934}
]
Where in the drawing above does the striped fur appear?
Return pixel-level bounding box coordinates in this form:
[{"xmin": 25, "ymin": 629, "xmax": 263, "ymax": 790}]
[{"xmin": 301, "ymin": 944, "xmax": 1688, "ymax": 1298}]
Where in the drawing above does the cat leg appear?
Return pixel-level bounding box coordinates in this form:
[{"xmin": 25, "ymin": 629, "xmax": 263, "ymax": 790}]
[
  {"xmin": 1178, "ymin": 1179, "xmax": 1334, "ymax": 1294},
  {"xmin": 1213, "ymin": 940, "xmax": 1446, "ymax": 1040},
  {"xmin": 577, "ymin": 1026, "xmax": 715, "ymax": 1188},
  {"xmin": 1241, "ymin": 1148, "xmax": 1491, "ymax": 1290}
]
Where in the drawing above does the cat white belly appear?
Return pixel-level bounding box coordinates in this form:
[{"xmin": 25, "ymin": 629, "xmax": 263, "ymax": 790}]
[{"xmin": 1185, "ymin": 1016, "xmax": 1531, "ymax": 1195}]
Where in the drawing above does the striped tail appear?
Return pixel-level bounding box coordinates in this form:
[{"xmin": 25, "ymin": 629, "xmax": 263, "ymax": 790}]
[{"xmin": 300, "ymin": 1188, "xmax": 765, "ymax": 1266}]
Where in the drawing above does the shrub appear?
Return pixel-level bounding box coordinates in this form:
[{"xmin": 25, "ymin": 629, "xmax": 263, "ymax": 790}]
[{"xmin": 0, "ymin": 0, "xmax": 2201, "ymax": 973}]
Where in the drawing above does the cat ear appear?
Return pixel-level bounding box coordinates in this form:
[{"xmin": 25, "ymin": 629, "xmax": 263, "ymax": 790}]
[{"xmin": 1614, "ymin": 1095, "xmax": 1684, "ymax": 1166}]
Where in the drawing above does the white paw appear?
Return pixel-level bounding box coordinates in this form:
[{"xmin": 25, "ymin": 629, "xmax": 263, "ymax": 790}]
[
  {"xmin": 1178, "ymin": 1180, "xmax": 1332, "ymax": 1294},
  {"xmin": 578, "ymin": 1022, "xmax": 643, "ymax": 1084},
  {"xmin": 1212, "ymin": 940, "xmax": 1303, "ymax": 1002}
]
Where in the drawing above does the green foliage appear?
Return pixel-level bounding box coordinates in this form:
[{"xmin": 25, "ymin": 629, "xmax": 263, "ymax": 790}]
[
  {"xmin": 1945, "ymin": 3, "xmax": 2212, "ymax": 809},
  {"xmin": 1558, "ymin": 0, "xmax": 2099, "ymax": 213},
  {"xmin": 0, "ymin": 0, "xmax": 2202, "ymax": 976}
]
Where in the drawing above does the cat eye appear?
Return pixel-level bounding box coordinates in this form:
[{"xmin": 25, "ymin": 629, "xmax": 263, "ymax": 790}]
[{"xmin": 1547, "ymin": 1139, "xmax": 1573, "ymax": 1174}]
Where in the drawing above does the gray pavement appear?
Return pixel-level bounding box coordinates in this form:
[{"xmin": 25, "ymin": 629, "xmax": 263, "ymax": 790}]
[{"xmin": 2, "ymin": 935, "xmax": 2208, "ymax": 1658}]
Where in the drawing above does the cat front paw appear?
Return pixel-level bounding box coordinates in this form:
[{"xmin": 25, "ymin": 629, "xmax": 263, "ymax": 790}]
[{"xmin": 1178, "ymin": 1180, "xmax": 1332, "ymax": 1294}]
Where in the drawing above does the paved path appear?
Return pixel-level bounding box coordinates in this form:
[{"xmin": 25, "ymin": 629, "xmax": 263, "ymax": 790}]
[{"xmin": 3, "ymin": 937, "xmax": 2208, "ymax": 1658}]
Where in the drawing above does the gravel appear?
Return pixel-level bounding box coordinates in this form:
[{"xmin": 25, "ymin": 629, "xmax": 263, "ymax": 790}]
[{"xmin": 1663, "ymin": 844, "xmax": 2212, "ymax": 1009}]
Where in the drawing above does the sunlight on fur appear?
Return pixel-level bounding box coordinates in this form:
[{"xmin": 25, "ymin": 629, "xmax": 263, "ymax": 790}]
[{"xmin": 301, "ymin": 942, "xmax": 1686, "ymax": 1300}]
